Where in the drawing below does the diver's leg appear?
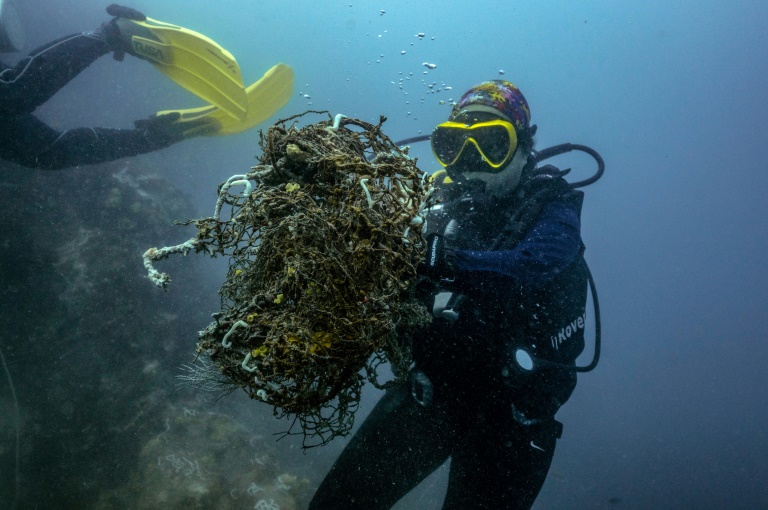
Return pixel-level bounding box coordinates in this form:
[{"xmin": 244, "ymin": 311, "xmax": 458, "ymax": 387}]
[
  {"xmin": 0, "ymin": 33, "xmax": 109, "ymax": 114},
  {"xmin": 309, "ymin": 384, "xmax": 456, "ymax": 510},
  {"xmin": 2, "ymin": 112, "xmax": 181, "ymax": 170},
  {"xmin": 442, "ymin": 407, "xmax": 562, "ymax": 510}
]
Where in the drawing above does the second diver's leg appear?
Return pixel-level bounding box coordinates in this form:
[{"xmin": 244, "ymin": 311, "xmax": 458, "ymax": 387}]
[
  {"xmin": 308, "ymin": 384, "xmax": 457, "ymax": 510},
  {"xmin": 0, "ymin": 33, "xmax": 110, "ymax": 114}
]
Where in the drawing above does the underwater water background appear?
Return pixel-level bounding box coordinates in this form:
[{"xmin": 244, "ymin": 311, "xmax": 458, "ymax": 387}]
[{"xmin": 2, "ymin": 0, "xmax": 767, "ymax": 508}]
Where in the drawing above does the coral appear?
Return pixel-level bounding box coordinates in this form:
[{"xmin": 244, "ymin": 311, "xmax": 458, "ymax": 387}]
[{"xmin": 94, "ymin": 403, "xmax": 309, "ymax": 510}]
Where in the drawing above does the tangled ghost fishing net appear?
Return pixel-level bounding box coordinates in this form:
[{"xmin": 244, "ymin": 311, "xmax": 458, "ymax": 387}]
[{"xmin": 144, "ymin": 112, "xmax": 433, "ymax": 446}]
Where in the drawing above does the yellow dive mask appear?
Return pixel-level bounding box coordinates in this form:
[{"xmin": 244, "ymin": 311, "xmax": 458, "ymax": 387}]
[{"xmin": 431, "ymin": 119, "xmax": 518, "ymax": 171}]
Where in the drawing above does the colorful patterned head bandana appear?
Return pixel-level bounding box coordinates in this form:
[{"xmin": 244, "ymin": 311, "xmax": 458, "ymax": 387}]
[{"xmin": 451, "ymin": 80, "xmax": 531, "ymax": 134}]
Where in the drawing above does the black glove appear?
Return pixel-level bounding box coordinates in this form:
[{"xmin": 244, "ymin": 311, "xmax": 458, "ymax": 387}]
[
  {"xmin": 418, "ymin": 234, "xmax": 455, "ymax": 281},
  {"xmin": 97, "ymin": 4, "xmax": 148, "ymax": 61},
  {"xmin": 134, "ymin": 112, "xmax": 216, "ymax": 149},
  {"xmin": 106, "ymin": 4, "xmax": 146, "ymax": 21}
]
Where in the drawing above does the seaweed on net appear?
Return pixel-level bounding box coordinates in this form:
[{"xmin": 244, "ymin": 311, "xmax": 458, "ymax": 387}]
[{"xmin": 144, "ymin": 112, "xmax": 433, "ymax": 447}]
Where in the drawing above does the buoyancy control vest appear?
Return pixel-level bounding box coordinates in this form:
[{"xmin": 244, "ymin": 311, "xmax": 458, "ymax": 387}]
[{"xmin": 414, "ymin": 165, "xmax": 589, "ymax": 417}]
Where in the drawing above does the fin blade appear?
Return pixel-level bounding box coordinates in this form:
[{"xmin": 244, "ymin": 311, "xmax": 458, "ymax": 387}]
[
  {"xmin": 157, "ymin": 63, "xmax": 294, "ymax": 137},
  {"xmin": 219, "ymin": 63, "xmax": 294, "ymax": 135},
  {"xmin": 130, "ymin": 18, "xmax": 247, "ymax": 120}
]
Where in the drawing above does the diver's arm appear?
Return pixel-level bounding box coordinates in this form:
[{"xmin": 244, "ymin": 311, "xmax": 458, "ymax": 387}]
[
  {"xmin": 0, "ymin": 33, "xmax": 110, "ymax": 115},
  {"xmin": 0, "ymin": 4, "xmax": 148, "ymax": 115},
  {"xmin": 34, "ymin": 127, "xmax": 171, "ymax": 170},
  {"xmin": 450, "ymin": 199, "xmax": 582, "ymax": 294},
  {"xmin": 1, "ymin": 113, "xmax": 183, "ymax": 170}
]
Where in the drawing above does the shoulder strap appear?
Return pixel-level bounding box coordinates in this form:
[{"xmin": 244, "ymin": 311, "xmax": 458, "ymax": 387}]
[{"xmin": 491, "ymin": 166, "xmax": 582, "ymax": 250}]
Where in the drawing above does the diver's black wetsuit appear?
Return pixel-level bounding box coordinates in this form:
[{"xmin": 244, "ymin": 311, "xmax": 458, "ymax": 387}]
[
  {"xmin": 0, "ymin": 33, "xmax": 169, "ymax": 170},
  {"xmin": 310, "ymin": 168, "xmax": 588, "ymax": 510}
]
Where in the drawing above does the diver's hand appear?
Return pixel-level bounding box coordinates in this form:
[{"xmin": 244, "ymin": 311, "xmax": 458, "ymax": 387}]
[
  {"xmin": 106, "ymin": 4, "xmax": 146, "ymax": 21},
  {"xmin": 99, "ymin": 5, "xmax": 149, "ymax": 61},
  {"xmin": 135, "ymin": 112, "xmax": 216, "ymax": 149},
  {"xmin": 418, "ymin": 234, "xmax": 455, "ymax": 281}
]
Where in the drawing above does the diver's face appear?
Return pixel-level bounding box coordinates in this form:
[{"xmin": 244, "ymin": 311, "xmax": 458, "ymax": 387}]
[{"xmin": 444, "ymin": 111, "xmax": 516, "ymax": 177}]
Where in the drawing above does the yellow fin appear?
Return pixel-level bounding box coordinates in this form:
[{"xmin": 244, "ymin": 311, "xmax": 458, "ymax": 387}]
[
  {"xmin": 129, "ymin": 17, "xmax": 247, "ymax": 120},
  {"xmin": 157, "ymin": 63, "xmax": 294, "ymax": 137}
]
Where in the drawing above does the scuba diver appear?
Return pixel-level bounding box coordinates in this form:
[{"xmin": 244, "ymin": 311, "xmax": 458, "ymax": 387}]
[
  {"xmin": 0, "ymin": 3, "xmax": 293, "ymax": 171},
  {"xmin": 310, "ymin": 80, "xmax": 602, "ymax": 509}
]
